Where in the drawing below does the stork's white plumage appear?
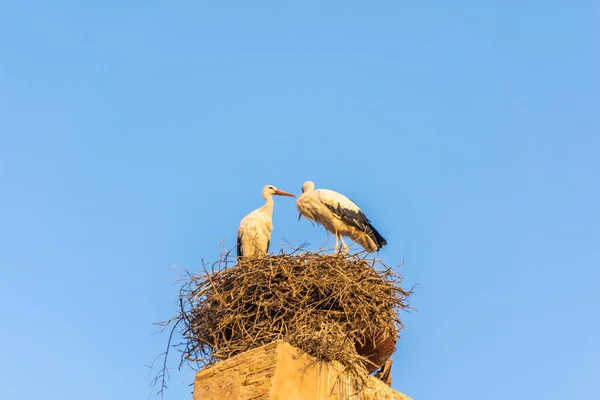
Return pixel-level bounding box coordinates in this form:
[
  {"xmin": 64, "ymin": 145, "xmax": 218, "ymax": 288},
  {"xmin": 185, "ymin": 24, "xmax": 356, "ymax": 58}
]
[
  {"xmin": 237, "ymin": 185, "xmax": 295, "ymax": 258},
  {"xmin": 296, "ymin": 181, "xmax": 387, "ymax": 253}
]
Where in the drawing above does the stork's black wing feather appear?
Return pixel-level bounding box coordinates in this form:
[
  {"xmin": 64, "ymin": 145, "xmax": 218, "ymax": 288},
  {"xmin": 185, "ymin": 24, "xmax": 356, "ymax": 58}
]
[
  {"xmin": 237, "ymin": 235, "xmax": 243, "ymax": 257},
  {"xmin": 325, "ymin": 203, "xmax": 387, "ymax": 249},
  {"xmin": 369, "ymin": 225, "xmax": 388, "ymax": 249},
  {"xmin": 325, "ymin": 203, "xmax": 368, "ymax": 230}
]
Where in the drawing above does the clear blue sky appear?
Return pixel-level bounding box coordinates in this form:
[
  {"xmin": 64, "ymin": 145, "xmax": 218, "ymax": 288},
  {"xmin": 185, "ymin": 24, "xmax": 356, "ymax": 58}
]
[{"xmin": 1, "ymin": 1, "xmax": 598, "ymax": 399}]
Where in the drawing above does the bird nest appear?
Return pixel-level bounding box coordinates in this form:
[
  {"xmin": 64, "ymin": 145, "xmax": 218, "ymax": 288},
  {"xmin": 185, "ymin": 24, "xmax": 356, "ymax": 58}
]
[{"xmin": 159, "ymin": 249, "xmax": 412, "ymax": 387}]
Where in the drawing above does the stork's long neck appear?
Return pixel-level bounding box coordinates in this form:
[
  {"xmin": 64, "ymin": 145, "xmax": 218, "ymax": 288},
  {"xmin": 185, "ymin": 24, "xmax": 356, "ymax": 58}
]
[{"xmin": 262, "ymin": 193, "xmax": 274, "ymax": 216}]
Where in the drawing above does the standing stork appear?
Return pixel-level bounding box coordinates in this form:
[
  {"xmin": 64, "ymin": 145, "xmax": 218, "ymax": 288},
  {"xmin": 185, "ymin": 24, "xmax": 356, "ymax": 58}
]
[
  {"xmin": 296, "ymin": 181, "xmax": 387, "ymax": 253},
  {"xmin": 237, "ymin": 185, "xmax": 295, "ymax": 257}
]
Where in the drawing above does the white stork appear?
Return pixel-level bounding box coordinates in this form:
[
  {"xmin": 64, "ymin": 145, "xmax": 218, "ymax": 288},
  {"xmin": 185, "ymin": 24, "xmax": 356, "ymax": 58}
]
[
  {"xmin": 296, "ymin": 181, "xmax": 387, "ymax": 253},
  {"xmin": 237, "ymin": 185, "xmax": 295, "ymax": 257}
]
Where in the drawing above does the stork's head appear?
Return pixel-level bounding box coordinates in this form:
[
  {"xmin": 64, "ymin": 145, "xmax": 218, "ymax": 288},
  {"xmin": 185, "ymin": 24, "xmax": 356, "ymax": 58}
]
[
  {"xmin": 262, "ymin": 185, "xmax": 295, "ymax": 199},
  {"xmin": 301, "ymin": 181, "xmax": 315, "ymax": 193}
]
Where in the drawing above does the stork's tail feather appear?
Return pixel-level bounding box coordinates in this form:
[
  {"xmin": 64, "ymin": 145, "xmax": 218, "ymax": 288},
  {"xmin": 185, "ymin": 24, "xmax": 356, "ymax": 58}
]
[
  {"xmin": 368, "ymin": 224, "xmax": 387, "ymax": 250},
  {"xmin": 354, "ymin": 224, "xmax": 387, "ymax": 253}
]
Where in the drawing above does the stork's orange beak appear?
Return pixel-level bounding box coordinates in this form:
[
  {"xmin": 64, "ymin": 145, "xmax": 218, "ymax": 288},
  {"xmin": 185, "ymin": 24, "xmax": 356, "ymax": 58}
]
[{"xmin": 274, "ymin": 189, "xmax": 295, "ymax": 197}]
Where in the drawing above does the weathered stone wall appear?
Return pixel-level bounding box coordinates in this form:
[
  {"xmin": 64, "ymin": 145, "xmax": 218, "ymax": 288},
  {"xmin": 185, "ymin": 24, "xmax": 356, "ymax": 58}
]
[{"xmin": 194, "ymin": 341, "xmax": 411, "ymax": 400}]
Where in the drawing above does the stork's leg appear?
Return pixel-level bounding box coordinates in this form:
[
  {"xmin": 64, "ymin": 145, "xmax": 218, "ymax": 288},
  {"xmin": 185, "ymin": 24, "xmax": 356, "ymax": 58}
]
[
  {"xmin": 333, "ymin": 233, "xmax": 339, "ymax": 252},
  {"xmin": 339, "ymin": 235, "xmax": 349, "ymax": 254}
]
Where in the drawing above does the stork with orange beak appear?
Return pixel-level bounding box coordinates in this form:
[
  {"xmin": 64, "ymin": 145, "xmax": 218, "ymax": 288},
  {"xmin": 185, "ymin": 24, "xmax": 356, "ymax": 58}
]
[{"xmin": 237, "ymin": 185, "xmax": 295, "ymax": 257}]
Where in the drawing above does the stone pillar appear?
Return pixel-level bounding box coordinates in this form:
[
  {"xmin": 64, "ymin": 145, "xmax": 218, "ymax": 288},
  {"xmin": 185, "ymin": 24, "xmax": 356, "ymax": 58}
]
[{"xmin": 193, "ymin": 341, "xmax": 411, "ymax": 400}]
